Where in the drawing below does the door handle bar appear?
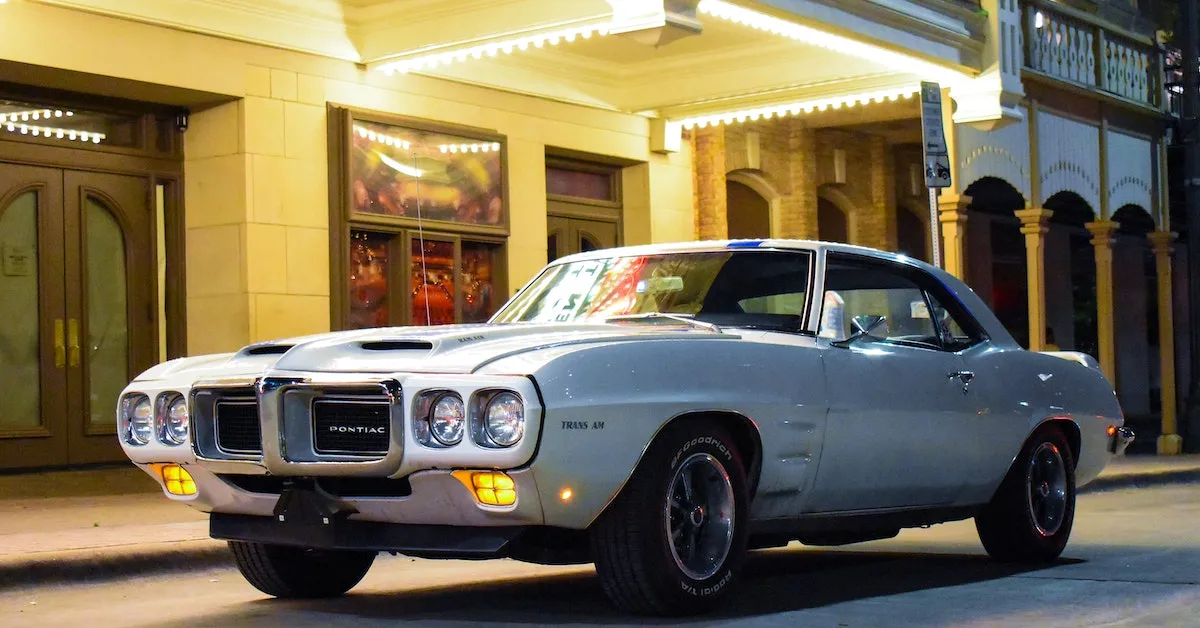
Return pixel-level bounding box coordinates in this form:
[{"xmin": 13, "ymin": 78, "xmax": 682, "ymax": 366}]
[
  {"xmin": 67, "ymin": 318, "xmax": 81, "ymax": 368},
  {"xmin": 54, "ymin": 319, "xmax": 65, "ymax": 369}
]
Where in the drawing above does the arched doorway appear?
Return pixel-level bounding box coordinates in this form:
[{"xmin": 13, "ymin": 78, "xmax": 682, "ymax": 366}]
[
  {"xmin": 896, "ymin": 203, "xmax": 928, "ymax": 262},
  {"xmin": 1045, "ymin": 191, "xmax": 1097, "ymax": 358},
  {"xmin": 818, "ymin": 197, "xmax": 849, "ymax": 243},
  {"xmin": 726, "ymin": 180, "xmax": 771, "ymax": 239},
  {"xmin": 963, "ymin": 177, "xmax": 1027, "ymax": 346},
  {"xmin": 1112, "ymin": 204, "xmax": 1158, "ymax": 418}
]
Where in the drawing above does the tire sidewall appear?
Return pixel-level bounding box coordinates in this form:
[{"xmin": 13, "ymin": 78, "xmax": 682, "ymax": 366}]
[{"xmin": 647, "ymin": 426, "xmax": 750, "ymax": 604}]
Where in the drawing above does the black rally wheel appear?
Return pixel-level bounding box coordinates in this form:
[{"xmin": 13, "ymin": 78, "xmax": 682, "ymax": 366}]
[
  {"xmin": 228, "ymin": 540, "xmax": 376, "ymax": 598},
  {"xmin": 974, "ymin": 425, "xmax": 1077, "ymax": 562},
  {"xmin": 590, "ymin": 420, "xmax": 750, "ymax": 616}
]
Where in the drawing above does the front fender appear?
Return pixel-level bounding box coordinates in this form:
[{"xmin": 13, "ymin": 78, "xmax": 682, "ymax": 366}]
[{"xmin": 501, "ymin": 336, "xmax": 827, "ymax": 529}]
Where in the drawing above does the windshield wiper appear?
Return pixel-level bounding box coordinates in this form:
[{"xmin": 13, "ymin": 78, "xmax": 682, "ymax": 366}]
[{"xmin": 605, "ymin": 312, "xmax": 722, "ymax": 333}]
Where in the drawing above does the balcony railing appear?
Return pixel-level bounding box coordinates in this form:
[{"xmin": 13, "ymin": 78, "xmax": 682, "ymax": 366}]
[{"xmin": 1022, "ymin": 0, "xmax": 1165, "ymax": 111}]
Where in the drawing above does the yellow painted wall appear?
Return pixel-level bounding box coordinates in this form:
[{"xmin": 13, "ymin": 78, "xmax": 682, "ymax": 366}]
[{"xmin": 0, "ymin": 0, "xmax": 695, "ymax": 356}]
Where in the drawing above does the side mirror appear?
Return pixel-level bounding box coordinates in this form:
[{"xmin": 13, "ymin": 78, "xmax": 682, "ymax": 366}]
[{"xmin": 831, "ymin": 314, "xmax": 887, "ymax": 348}]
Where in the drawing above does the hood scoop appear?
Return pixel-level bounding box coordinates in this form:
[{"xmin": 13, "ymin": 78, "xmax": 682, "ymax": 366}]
[
  {"xmin": 360, "ymin": 339, "xmax": 435, "ymax": 352},
  {"xmin": 241, "ymin": 343, "xmax": 295, "ymax": 356}
]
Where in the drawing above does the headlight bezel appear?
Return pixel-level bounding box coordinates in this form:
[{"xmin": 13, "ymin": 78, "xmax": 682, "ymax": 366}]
[
  {"xmin": 119, "ymin": 393, "xmax": 153, "ymax": 446},
  {"xmin": 155, "ymin": 392, "xmax": 190, "ymax": 446},
  {"xmin": 414, "ymin": 390, "xmax": 467, "ymax": 448}
]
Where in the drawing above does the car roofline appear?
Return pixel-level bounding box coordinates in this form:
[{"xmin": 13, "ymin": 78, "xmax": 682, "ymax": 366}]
[{"xmin": 547, "ymin": 238, "xmax": 920, "ymax": 267}]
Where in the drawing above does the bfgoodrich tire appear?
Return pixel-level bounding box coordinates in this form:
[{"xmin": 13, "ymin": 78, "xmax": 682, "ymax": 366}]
[
  {"xmin": 975, "ymin": 425, "xmax": 1077, "ymax": 562},
  {"xmin": 229, "ymin": 541, "xmax": 376, "ymax": 598},
  {"xmin": 590, "ymin": 420, "xmax": 750, "ymax": 616}
]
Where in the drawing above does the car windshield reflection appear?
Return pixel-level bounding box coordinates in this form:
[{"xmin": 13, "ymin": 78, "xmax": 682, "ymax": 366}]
[{"xmin": 490, "ymin": 250, "xmax": 813, "ymax": 332}]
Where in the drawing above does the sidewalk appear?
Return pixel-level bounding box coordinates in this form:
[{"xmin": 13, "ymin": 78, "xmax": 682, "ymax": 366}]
[{"xmin": 1, "ymin": 454, "xmax": 1198, "ymax": 590}]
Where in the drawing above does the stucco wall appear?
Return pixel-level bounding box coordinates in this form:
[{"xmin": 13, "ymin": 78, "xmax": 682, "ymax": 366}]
[{"xmin": 0, "ymin": 0, "xmax": 695, "ymax": 355}]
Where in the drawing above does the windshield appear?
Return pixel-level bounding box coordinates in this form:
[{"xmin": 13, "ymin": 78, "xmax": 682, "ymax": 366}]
[{"xmin": 491, "ymin": 250, "xmax": 814, "ymax": 332}]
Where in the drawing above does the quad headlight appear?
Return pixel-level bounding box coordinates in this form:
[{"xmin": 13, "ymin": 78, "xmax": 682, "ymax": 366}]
[
  {"xmin": 119, "ymin": 394, "xmax": 153, "ymax": 446},
  {"xmin": 415, "ymin": 388, "xmax": 526, "ymax": 449},
  {"xmin": 482, "ymin": 392, "xmax": 524, "ymax": 447},
  {"xmin": 155, "ymin": 392, "xmax": 190, "ymax": 446},
  {"xmin": 430, "ymin": 393, "xmax": 466, "ymax": 446}
]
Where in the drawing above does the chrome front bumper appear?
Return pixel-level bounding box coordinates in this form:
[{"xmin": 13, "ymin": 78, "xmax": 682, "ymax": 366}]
[{"xmin": 146, "ymin": 462, "xmax": 547, "ymax": 528}]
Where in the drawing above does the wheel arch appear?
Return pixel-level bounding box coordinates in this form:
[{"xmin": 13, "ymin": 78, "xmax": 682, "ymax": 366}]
[
  {"xmin": 985, "ymin": 416, "xmax": 1082, "ymax": 504},
  {"xmin": 1034, "ymin": 417, "xmax": 1081, "ymax": 469}
]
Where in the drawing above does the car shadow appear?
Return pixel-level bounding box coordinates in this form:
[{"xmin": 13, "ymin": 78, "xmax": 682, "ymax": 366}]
[{"xmin": 169, "ymin": 546, "xmax": 1074, "ymax": 627}]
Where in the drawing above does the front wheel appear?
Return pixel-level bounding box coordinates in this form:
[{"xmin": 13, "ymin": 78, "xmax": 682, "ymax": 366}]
[
  {"xmin": 975, "ymin": 425, "xmax": 1076, "ymax": 562},
  {"xmin": 590, "ymin": 420, "xmax": 749, "ymax": 616},
  {"xmin": 229, "ymin": 540, "xmax": 376, "ymax": 598}
]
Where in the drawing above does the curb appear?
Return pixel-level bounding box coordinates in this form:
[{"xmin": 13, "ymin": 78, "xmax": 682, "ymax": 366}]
[
  {"xmin": 1079, "ymin": 467, "xmax": 1200, "ymax": 494},
  {"xmin": 1, "ymin": 467, "xmax": 1197, "ymax": 591},
  {"xmin": 0, "ymin": 539, "xmax": 232, "ymax": 592}
]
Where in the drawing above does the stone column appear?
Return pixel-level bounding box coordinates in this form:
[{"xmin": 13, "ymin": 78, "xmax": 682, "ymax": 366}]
[
  {"xmin": 1016, "ymin": 208, "xmax": 1053, "ymax": 350},
  {"xmin": 692, "ymin": 125, "xmax": 728, "ymax": 240},
  {"xmin": 937, "ymin": 194, "xmax": 971, "ymax": 279},
  {"xmin": 1148, "ymin": 230, "xmax": 1182, "ymax": 454},
  {"xmin": 1086, "ymin": 220, "xmax": 1119, "ymax": 385}
]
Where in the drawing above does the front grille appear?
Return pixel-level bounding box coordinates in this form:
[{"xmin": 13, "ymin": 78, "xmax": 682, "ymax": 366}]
[
  {"xmin": 312, "ymin": 399, "xmax": 390, "ymax": 455},
  {"xmin": 215, "ymin": 400, "xmax": 262, "ymax": 454}
]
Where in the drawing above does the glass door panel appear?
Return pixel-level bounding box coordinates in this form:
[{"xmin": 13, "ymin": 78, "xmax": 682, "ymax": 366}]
[
  {"xmin": 0, "ymin": 191, "xmax": 42, "ymax": 432},
  {"xmin": 83, "ymin": 197, "xmax": 128, "ymax": 432},
  {"xmin": 411, "ymin": 238, "xmax": 456, "ymax": 325}
]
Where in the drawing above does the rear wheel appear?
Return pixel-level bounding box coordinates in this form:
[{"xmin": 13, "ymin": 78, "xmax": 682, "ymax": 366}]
[
  {"xmin": 590, "ymin": 420, "xmax": 749, "ymax": 616},
  {"xmin": 975, "ymin": 425, "xmax": 1076, "ymax": 562},
  {"xmin": 229, "ymin": 541, "xmax": 376, "ymax": 598}
]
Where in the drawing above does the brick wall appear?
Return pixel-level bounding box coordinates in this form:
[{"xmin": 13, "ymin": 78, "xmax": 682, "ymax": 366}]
[{"xmin": 692, "ymin": 117, "xmax": 904, "ymax": 248}]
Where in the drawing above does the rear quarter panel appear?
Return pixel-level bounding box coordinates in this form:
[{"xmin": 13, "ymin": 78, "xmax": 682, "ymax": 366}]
[{"xmin": 958, "ymin": 344, "xmax": 1123, "ymax": 504}]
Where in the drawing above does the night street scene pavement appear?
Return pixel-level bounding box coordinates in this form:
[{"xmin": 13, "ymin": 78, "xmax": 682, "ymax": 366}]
[{"xmin": 2, "ymin": 475, "xmax": 1198, "ymax": 628}]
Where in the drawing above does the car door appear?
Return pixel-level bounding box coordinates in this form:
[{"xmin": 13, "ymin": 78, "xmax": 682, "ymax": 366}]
[{"xmin": 805, "ymin": 252, "xmax": 981, "ymax": 512}]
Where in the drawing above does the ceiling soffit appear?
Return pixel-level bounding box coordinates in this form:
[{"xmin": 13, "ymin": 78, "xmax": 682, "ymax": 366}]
[{"xmin": 26, "ymin": 0, "xmax": 980, "ymax": 122}]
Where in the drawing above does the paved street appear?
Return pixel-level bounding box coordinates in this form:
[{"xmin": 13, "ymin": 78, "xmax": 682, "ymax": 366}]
[{"xmin": 2, "ymin": 484, "xmax": 1197, "ymax": 628}]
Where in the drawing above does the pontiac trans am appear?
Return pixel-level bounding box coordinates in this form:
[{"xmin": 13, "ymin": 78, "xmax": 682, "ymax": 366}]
[{"xmin": 116, "ymin": 239, "xmax": 1133, "ymax": 616}]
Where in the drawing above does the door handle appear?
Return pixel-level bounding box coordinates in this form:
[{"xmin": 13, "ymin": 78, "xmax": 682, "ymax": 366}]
[
  {"xmin": 948, "ymin": 370, "xmax": 974, "ymax": 392},
  {"xmin": 67, "ymin": 318, "xmax": 81, "ymax": 368},
  {"xmin": 54, "ymin": 319, "xmax": 65, "ymax": 369},
  {"xmin": 945, "ymin": 372, "xmax": 974, "ymax": 386}
]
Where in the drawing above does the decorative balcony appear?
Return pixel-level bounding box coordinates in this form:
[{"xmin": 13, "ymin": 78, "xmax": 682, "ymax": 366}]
[{"xmin": 1022, "ymin": 0, "xmax": 1166, "ymax": 111}]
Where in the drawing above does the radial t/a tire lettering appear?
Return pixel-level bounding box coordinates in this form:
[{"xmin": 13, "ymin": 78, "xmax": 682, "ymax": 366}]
[
  {"xmin": 589, "ymin": 420, "xmax": 750, "ymax": 616},
  {"xmin": 974, "ymin": 425, "xmax": 1076, "ymax": 562},
  {"xmin": 229, "ymin": 541, "xmax": 376, "ymax": 598}
]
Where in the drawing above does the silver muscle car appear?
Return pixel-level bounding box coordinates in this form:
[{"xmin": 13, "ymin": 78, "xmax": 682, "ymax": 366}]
[{"xmin": 116, "ymin": 239, "xmax": 1133, "ymax": 616}]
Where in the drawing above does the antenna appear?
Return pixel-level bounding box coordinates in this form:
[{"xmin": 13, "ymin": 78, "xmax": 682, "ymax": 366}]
[{"xmin": 412, "ymin": 147, "xmax": 431, "ymax": 326}]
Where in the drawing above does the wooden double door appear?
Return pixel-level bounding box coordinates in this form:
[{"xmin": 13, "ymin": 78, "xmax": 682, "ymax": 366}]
[{"xmin": 0, "ymin": 163, "xmax": 156, "ymax": 468}]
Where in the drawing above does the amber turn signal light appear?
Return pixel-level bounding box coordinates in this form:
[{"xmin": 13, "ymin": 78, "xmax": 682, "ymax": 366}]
[
  {"xmin": 452, "ymin": 470, "xmax": 517, "ymax": 506},
  {"xmin": 152, "ymin": 463, "xmax": 197, "ymax": 496}
]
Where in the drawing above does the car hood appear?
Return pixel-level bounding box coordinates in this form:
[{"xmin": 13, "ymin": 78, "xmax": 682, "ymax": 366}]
[{"xmin": 135, "ymin": 322, "xmax": 733, "ymax": 382}]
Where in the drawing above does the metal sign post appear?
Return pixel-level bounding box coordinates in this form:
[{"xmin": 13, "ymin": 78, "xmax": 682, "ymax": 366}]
[{"xmin": 919, "ymin": 81, "xmax": 952, "ymax": 268}]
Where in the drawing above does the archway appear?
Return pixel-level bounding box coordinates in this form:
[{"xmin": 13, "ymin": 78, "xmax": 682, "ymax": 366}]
[
  {"xmin": 817, "ymin": 186, "xmax": 856, "ymax": 244},
  {"xmin": 896, "ymin": 202, "xmax": 928, "ymax": 262},
  {"xmin": 726, "ymin": 179, "xmax": 770, "ymax": 239},
  {"xmin": 1112, "ymin": 204, "xmax": 1158, "ymax": 418},
  {"xmin": 963, "ymin": 176, "xmax": 1027, "ymax": 346},
  {"xmin": 818, "ymin": 198, "xmax": 848, "ymax": 243},
  {"xmin": 1045, "ymin": 191, "xmax": 1097, "ymax": 359}
]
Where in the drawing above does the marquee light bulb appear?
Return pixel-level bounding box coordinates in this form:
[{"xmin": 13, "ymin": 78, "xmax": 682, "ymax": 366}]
[{"xmin": 674, "ymin": 85, "xmax": 920, "ymax": 130}]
